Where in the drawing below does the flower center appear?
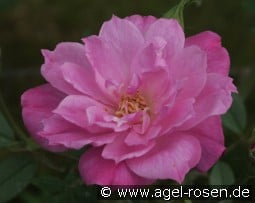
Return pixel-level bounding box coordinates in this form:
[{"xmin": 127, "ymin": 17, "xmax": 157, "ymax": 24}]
[{"xmin": 115, "ymin": 91, "xmax": 148, "ymax": 117}]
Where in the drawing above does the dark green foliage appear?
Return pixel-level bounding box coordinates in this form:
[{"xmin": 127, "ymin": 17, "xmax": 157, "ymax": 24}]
[{"xmin": 0, "ymin": 154, "xmax": 36, "ymax": 203}]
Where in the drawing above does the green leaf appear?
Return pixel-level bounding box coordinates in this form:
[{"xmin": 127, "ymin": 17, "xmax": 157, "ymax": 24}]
[
  {"xmin": 222, "ymin": 94, "xmax": 246, "ymax": 134},
  {"xmin": 163, "ymin": 0, "xmax": 201, "ymax": 28},
  {"xmin": 32, "ymin": 172, "xmax": 97, "ymax": 203},
  {"xmin": 0, "ymin": 154, "xmax": 36, "ymax": 203},
  {"xmin": 0, "ymin": 112, "xmax": 15, "ymax": 148},
  {"xmin": 0, "ymin": 112, "xmax": 14, "ymax": 138},
  {"xmin": 32, "ymin": 176, "xmax": 65, "ymax": 194},
  {"xmin": 238, "ymin": 68, "xmax": 255, "ymax": 99},
  {"xmin": 223, "ymin": 142, "xmax": 253, "ymax": 183},
  {"xmin": 209, "ymin": 161, "xmax": 235, "ymax": 185}
]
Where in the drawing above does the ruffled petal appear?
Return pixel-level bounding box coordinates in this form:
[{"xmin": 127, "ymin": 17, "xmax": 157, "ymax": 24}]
[
  {"xmin": 139, "ymin": 69, "xmax": 175, "ymax": 113},
  {"xmin": 127, "ymin": 134, "xmax": 201, "ymax": 183},
  {"xmin": 60, "ymin": 62, "xmax": 112, "ymax": 104},
  {"xmin": 169, "ymin": 45, "xmax": 207, "ymax": 100},
  {"xmin": 84, "ymin": 36, "xmax": 127, "ymax": 85},
  {"xmin": 131, "ymin": 37, "xmax": 168, "ymax": 73},
  {"xmin": 182, "ymin": 73, "xmax": 237, "ymax": 129},
  {"xmin": 189, "ymin": 116, "xmax": 225, "ymax": 171},
  {"xmin": 125, "ymin": 126, "xmax": 162, "ymax": 146},
  {"xmin": 79, "ymin": 147, "xmax": 116, "ymax": 185},
  {"xmin": 41, "ymin": 42, "xmax": 91, "ymax": 94},
  {"xmin": 125, "ymin": 15, "xmax": 157, "ymax": 34},
  {"xmin": 79, "ymin": 147, "xmax": 153, "ymax": 185},
  {"xmin": 112, "ymin": 162, "xmax": 154, "ymax": 185},
  {"xmin": 21, "ymin": 84, "xmax": 67, "ymax": 152},
  {"xmin": 53, "ymin": 95, "xmax": 114, "ymax": 133},
  {"xmin": 42, "ymin": 42, "xmax": 88, "ymax": 66},
  {"xmin": 84, "ymin": 16, "xmax": 144, "ymax": 85},
  {"xmin": 102, "ymin": 134, "xmax": 155, "ymax": 163},
  {"xmin": 145, "ymin": 18, "xmax": 185, "ymax": 56},
  {"xmin": 155, "ymin": 98, "xmax": 195, "ymax": 134},
  {"xmin": 185, "ymin": 31, "xmax": 230, "ymax": 75},
  {"xmin": 39, "ymin": 114, "xmax": 116, "ymax": 149},
  {"xmin": 99, "ymin": 15, "xmax": 144, "ymax": 66}
]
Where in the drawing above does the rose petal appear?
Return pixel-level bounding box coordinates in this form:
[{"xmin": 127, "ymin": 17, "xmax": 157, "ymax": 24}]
[
  {"xmin": 125, "ymin": 15, "xmax": 157, "ymax": 34},
  {"xmin": 131, "ymin": 37, "xmax": 168, "ymax": 73},
  {"xmin": 112, "ymin": 161, "xmax": 154, "ymax": 185},
  {"xmin": 99, "ymin": 15, "xmax": 144, "ymax": 68},
  {"xmin": 84, "ymin": 36, "xmax": 127, "ymax": 85},
  {"xmin": 39, "ymin": 114, "xmax": 116, "ymax": 149},
  {"xmin": 42, "ymin": 42, "xmax": 88, "ymax": 66},
  {"xmin": 61, "ymin": 62, "xmax": 112, "ymax": 105},
  {"xmin": 182, "ymin": 73, "xmax": 237, "ymax": 129},
  {"xmin": 189, "ymin": 116, "xmax": 225, "ymax": 171},
  {"xmin": 53, "ymin": 95, "xmax": 114, "ymax": 133},
  {"xmin": 155, "ymin": 98, "xmax": 195, "ymax": 134},
  {"xmin": 79, "ymin": 147, "xmax": 116, "ymax": 185},
  {"xmin": 139, "ymin": 69, "xmax": 175, "ymax": 113},
  {"xmin": 84, "ymin": 16, "xmax": 144, "ymax": 85},
  {"xmin": 185, "ymin": 31, "xmax": 230, "ymax": 75},
  {"xmin": 21, "ymin": 84, "xmax": 67, "ymax": 152},
  {"xmin": 102, "ymin": 134, "xmax": 155, "ymax": 163},
  {"xmin": 127, "ymin": 134, "xmax": 201, "ymax": 183},
  {"xmin": 169, "ymin": 45, "xmax": 207, "ymax": 100},
  {"xmin": 41, "ymin": 42, "xmax": 90, "ymax": 94},
  {"xmin": 145, "ymin": 18, "xmax": 185, "ymax": 56},
  {"xmin": 79, "ymin": 147, "xmax": 153, "ymax": 185},
  {"xmin": 125, "ymin": 125, "xmax": 162, "ymax": 146}
]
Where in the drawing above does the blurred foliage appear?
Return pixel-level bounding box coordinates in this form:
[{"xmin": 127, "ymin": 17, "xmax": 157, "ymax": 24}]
[
  {"xmin": 222, "ymin": 94, "xmax": 247, "ymax": 135},
  {"xmin": 0, "ymin": 112, "xmax": 14, "ymax": 148},
  {"xmin": 163, "ymin": 0, "xmax": 202, "ymax": 28},
  {"xmin": 209, "ymin": 161, "xmax": 235, "ymax": 185},
  {"xmin": 0, "ymin": 154, "xmax": 36, "ymax": 203},
  {"xmin": 1, "ymin": 0, "xmax": 255, "ymax": 203}
]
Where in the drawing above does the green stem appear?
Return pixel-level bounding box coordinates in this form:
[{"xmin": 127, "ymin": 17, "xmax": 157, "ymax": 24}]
[
  {"xmin": 163, "ymin": 0, "xmax": 202, "ymax": 28},
  {"xmin": 0, "ymin": 92, "xmax": 39, "ymax": 150},
  {"xmin": 33, "ymin": 151, "xmax": 66, "ymax": 172}
]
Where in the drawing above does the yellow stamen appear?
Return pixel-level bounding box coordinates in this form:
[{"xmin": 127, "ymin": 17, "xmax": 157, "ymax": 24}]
[{"xmin": 115, "ymin": 91, "xmax": 148, "ymax": 117}]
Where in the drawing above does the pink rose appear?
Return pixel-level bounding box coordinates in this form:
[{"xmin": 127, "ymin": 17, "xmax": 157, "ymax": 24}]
[{"xmin": 21, "ymin": 15, "xmax": 237, "ymax": 185}]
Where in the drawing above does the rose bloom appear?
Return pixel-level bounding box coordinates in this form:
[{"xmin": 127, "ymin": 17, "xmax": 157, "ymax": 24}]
[{"xmin": 21, "ymin": 15, "xmax": 237, "ymax": 185}]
